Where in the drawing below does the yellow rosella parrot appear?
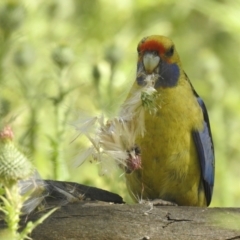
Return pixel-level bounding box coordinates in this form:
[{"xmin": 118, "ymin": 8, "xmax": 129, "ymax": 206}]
[{"xmin": 124, "ymin": 35, "xmax": 215, "ymax": 207}]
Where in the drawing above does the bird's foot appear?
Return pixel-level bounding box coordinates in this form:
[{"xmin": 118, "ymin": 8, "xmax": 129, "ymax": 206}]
[
  {"xmin": 150, "ymin": 199, "xmax": 178, "ymax": 206},
  {"xmin": 138, "ymin": 198, "xmax": 177, "ymax": 215}
]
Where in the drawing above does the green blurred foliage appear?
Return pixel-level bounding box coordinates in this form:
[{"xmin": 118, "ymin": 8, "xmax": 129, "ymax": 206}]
[{"xmin": 0, "ymin": 0, "xmax": 240, "ymax": 207}]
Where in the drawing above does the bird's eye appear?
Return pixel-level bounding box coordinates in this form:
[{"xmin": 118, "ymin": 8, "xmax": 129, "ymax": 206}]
[{"xmin": 166, "ymin": 45, "xmax": 174, "ymax": 57}]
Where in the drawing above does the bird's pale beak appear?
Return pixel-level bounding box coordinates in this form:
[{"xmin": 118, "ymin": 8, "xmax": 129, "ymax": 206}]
[{"xmin": 143, "ymin": 52, "xmax": 160, "ymax": 74}]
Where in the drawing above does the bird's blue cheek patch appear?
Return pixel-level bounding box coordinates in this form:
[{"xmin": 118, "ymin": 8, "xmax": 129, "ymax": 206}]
[
  {"xmin": 136, "ymin": 61, "xmax": 180, "ymax": 88},
  {"xmin": 155, "ymin": 62, "xmax": 180, "ymax": 88},
  {"xmin": 136, "ymin": 61, "xmax": 145, "ymax": 85}
]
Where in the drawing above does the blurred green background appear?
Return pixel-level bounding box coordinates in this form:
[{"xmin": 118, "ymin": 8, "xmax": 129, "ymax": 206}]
[{"xmin": 0, "ymin": 0, "xmax": 239, "ymax": 207}]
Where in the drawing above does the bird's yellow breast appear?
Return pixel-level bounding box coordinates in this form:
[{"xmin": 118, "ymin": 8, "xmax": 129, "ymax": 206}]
[{"xmin": 125, "ymin": 76, "xmax": 207, "ymax": 206}]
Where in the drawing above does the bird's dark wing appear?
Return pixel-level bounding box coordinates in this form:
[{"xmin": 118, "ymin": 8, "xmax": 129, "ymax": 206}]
[{"xmin": 185, "ymin": 73, "xmax": 215, "ymax": 206}]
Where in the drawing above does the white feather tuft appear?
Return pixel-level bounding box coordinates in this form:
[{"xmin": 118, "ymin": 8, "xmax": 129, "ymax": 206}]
[{"xmin": 75, "ymin": 73, "xmax": 159, "ymax": 174}]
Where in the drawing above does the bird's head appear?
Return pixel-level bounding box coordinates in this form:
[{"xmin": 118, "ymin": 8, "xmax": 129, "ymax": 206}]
[{"xmin": 136, "ymin": 35, "xmax": 182, "ymax": 88}]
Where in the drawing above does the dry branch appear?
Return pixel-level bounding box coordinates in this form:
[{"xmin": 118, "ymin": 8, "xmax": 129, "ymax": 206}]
[{"xmin": 0, "ymin": 180, "xmax": 239, "ymax": 240}]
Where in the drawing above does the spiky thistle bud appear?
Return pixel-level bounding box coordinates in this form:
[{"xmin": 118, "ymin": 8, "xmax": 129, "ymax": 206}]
[
  {"xmin": 51, "ymin": 44, "xmax": 74, "ymax": 69},
  {"xmin": 0, "ymin": 1, "xmax": 25, "ymax": 38},
  {"xmin": 0, "ymin": 126, "xmax": 34, "ymax": 186},
  {"xmin": 13, "ymin": 44, "xmax": 35, "ymax": 68}
]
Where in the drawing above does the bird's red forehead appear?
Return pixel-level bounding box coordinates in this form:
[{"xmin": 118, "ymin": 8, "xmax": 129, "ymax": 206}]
[{"xmin": 139, "ymin": 40, "xmax": 165, "ymax": 54}]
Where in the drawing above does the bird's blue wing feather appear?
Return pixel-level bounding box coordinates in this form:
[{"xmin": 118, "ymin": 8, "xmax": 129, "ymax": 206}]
[{"xmin": 192, "ymin": 97, "xmax": 215, "ymax": 206}]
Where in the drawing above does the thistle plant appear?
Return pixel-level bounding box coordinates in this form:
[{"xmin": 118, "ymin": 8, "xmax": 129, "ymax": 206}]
[
  {"xmin": 75, "ymin": 74, "xmax": 159, "ymax": 175},
  {"xmin": 0, "ymin": 0, "xmax": 25, "ymax": 85},
  {"xmin": 0, "ymin": 126, "xmax": 56, "ymax": 240},
  {"xmin": 48, "ymin": 43, "xmax": 75, "ymax": 180}
]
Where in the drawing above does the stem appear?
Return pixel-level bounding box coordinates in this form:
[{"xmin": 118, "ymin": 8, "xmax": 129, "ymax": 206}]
[
  {"xmin": 4, "ymin": 184, "xmax": 22, "ymax": 239},
  {"xmin": 52, "ymin": 68, "xmax": 69, "ymax": 180}
]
